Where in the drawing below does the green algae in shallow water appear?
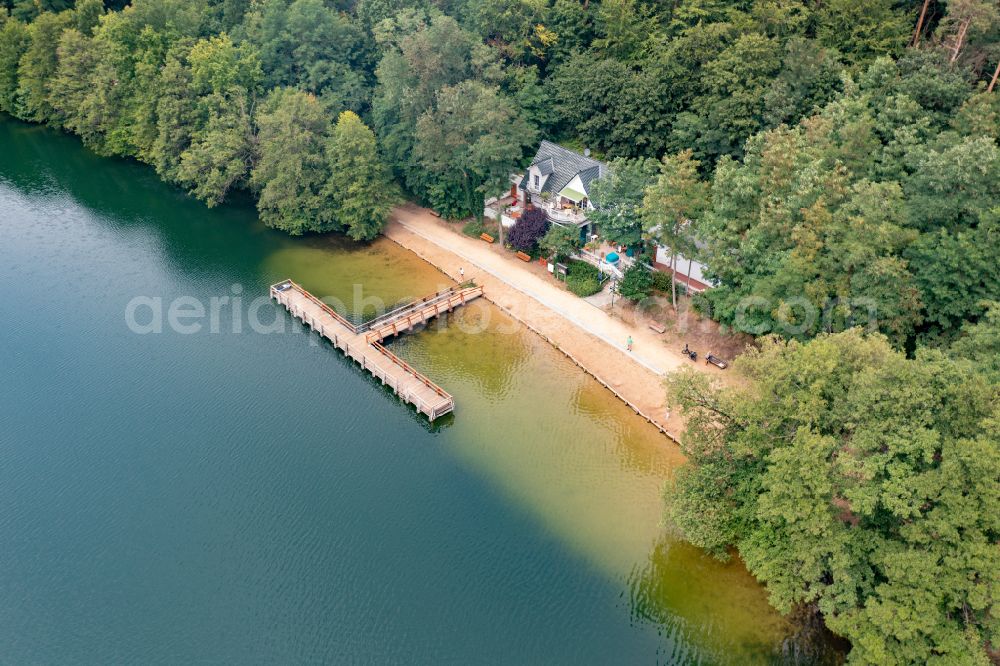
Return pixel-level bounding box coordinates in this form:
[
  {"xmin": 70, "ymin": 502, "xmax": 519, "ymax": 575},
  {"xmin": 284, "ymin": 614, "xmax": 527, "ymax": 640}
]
[
  {"xmin": 264, "ymin": 237, "xmax": 451, "ymax": 323},
  {"xmin": 389, "ymin": 304, "xmax": 841, "ymax": 664},
  {"xmin": 0, "ymin": 116, "xmax": 844, "ymax": 664}
]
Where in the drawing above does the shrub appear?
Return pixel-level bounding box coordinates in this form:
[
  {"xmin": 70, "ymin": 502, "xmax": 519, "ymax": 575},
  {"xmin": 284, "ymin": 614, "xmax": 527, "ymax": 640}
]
[
  {"xmin": 618, "ymin": 263, "xmax": 653, "ymax": 301},
  {"xmin": 691, "ymin": 291, "xmax": 713, "ymax": 317},
  {"xmin": 463, "ymin": 219, "xmax": 486, "ymax": 237},
  {"xmin": 539, "ymin": 224, "xmax": 580, "ymax": 260},
  {"xmin": 565, "ymin": 260, "xmax": 602, "ymax": 296},
  {"xmin": 567, "ymin": 259, "xmax": 598, "ymax": 278},
  {"xmin": 507, "ymin": 207, "xmax": 549, "ymax": 252},
  {"xmin": 568, "ymin": 276, "xmax": 601, "ymax": 296},
  {"xmin": 462, "ymin": 218, "xmax": 500, "ymax": 239},
  {"xmin": 651, "ymin": 268, "xmax": 691, "ymax": 298},
  {"xmin": 651, "ymin": 269, "xmax": 673, "ymax": 293}
]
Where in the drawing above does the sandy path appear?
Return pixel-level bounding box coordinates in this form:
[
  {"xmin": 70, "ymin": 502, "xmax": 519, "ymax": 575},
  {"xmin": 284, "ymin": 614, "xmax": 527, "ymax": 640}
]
[{"xmin": 384, "ymin": 204, "xmax": 728, "ymax": 441}]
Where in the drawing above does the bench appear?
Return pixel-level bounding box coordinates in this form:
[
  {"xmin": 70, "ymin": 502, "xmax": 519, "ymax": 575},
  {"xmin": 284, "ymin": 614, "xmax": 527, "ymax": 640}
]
[
  {"xmin": 706, "ymin": 354, "xmax": 729, "ymax": 369},
  {"xmin": 647, "ymin": 321, "xmax": 666, "ymax": 334},
  {"xmin": 516, "ymin": 251, "xmax": 532, "ymax": 262},
  {"xmin": 480, "ymin": 233, "xmax": 495, "ymax": 244}
]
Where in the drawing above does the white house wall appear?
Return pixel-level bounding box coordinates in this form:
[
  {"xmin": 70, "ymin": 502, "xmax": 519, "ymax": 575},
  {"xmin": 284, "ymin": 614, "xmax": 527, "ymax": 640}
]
[
  {"xmin": 564, "ymin": 173, "xmax": 585, "ymax": 196},
  {"xmin": 655, "ymin": 245, "xmax": 709, "ymax": 286},
  {"xmin": 528, "ymin": 165, "xmax": 548, "ymax": 193}
]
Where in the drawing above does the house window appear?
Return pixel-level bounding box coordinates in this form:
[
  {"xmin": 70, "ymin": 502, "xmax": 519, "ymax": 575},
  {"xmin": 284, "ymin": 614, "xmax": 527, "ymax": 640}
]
[{"xmin": 533, "ymin": 174, "xmax": 539, "ymax": 189}]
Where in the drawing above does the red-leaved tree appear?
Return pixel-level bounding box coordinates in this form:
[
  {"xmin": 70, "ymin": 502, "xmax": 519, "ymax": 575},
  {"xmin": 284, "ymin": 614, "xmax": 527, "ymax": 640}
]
[{"xmin": 507, "ymin": 207, "xmax": 550, "ymax": 252}]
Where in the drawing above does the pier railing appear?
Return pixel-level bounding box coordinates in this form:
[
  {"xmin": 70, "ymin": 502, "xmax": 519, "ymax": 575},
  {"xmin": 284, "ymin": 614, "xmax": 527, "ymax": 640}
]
[
  {"xmin": 270, "ymin": 278, "xmax": 482, "ymax": 421},
  {"xmin": 273, "ymin": 280, "xmax": 478, "ymax": 336},
  {"xmin": 272, "ymin": 280, "xmax": 359, "ymax": 333},
  {"xmin": 358, "ymin": 282, "xmax": 477, "ymax": 332},
  {"xmin": 368, "ymin": 340, "xmax": 451, "ymax": 400}
]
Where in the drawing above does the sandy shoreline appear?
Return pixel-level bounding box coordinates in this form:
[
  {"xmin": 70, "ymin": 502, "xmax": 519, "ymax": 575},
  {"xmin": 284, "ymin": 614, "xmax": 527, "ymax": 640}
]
[{"xmin": 382, "ymin": 204, "xmax": 730, "ymax": 442}]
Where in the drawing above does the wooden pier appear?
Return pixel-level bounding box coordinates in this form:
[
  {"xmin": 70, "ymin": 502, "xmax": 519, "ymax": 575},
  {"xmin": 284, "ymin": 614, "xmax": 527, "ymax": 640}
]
[{"xmin": 270, "ymin": 279, "xmax": 484, "ymax": 421}]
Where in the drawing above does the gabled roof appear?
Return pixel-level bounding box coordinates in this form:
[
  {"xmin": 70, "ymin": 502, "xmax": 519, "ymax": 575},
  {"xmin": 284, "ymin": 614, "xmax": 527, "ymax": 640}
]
[
  {"xmin": 535, "ymin": 157, "xmax": 555, "ymax": 176},
  {"xmin": 520, "ymin": 141, "xmax": 608, "ymax": 199},
  {"xmin": 577, "ymin": 164, "xmax": 605, "ymax": 194}
]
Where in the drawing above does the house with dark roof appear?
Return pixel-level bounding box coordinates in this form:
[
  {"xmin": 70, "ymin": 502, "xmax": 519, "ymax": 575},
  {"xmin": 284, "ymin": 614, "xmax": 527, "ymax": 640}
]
[
  {"xmin": 515, "ymin": 141, "xmax": 609, "ymax": 237},
  {"xmin": 481, "ymin": 141, "xmax": 715, "ymax": 291}
]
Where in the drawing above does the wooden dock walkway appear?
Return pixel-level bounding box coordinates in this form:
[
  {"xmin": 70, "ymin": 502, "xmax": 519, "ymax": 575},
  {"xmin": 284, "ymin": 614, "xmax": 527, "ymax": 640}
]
[
  {"xmin": 270, "ymin": 279, "xmax": 484, "ymax": 421},
  {"xmin": 364, "ymin": 287, "xmax": 484, "ymax": 342}
]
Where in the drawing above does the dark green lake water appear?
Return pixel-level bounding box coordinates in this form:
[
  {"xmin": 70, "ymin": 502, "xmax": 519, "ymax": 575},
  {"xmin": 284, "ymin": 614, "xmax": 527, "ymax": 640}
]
[{"xmin": 0, "ymin": 118, "xmax": 840, "ymax": 664}]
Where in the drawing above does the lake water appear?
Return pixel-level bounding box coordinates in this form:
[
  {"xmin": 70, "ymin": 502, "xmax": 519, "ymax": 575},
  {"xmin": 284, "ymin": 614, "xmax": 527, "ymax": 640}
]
[{"xmin": 0, "ymin": 117, "xmax": 840, "ymax": 663}]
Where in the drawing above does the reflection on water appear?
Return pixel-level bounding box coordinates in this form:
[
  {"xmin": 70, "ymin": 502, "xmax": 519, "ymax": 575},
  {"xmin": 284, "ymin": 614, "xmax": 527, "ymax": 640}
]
[
  {"xmin": 630, "ymin": 537, "xmax": 849, "ymax": 663},
  {"xmin": 0, "ymin": 116, "xmax": 844, "ymax": 664},
  {"xmin": 388, "ymin": 304, "xmax": 844, "ymax": 663},
  {"xmin": 630, "ymin": 539, "xmax": 792, "ymax": 664}
]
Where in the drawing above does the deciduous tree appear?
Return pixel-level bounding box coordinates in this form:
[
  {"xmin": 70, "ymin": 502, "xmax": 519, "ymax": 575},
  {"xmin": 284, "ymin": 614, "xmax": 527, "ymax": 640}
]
[
  {"xmin": 462, "ymin": 0, "xmax": 546, "ymax": 63},
  {"xmin": 151, "ymin": 42, "xmax": 198, "ymax": 184},
  {"xmin": 586, "ymin": 157, "xmax": 658, "ymax": 248},
  {"xmin": 246, "ymin": 0, "xmax": 369, "ymax": 110},
  {"xmin": 176, "ymin": 95, "xmax": 255, "ymax": 206},
  {"xmin": 15, "ymin": 10, "xmax": 72, "ymax": 123},
  {"xmin": 324, "ymin": 110, "xmax": 398, "ymax": 241},
  {"xmin": 0, "ymin": 19, "xmax": 30, "ymax": 114},
  {"xmin": 371, "ymin": 14, "xmax": 493, "ymax": 196},
  {"xmin": 549, "ymin": 51, "xmax": 666, "ymax": 157},
  {"xmin": 592, "ymin": 0, "xmax": 658, "ymax": 62},
  {"xmin": 685, "ymin": 33, "xmax": 783, "ymax": 160},
  {"xmin": 74, "ymin": 0, "xmax": 104, "ymax": 36},
  {"xmin": 617, "ymin": 263, "xmax": 653, "ymax": 302},
  {"xmin": 413, "ymin": 80, "xmax": 535, "ymax": 219},
  {"xmin": 813, "ymin": 0, "xmax": 909, "ymax": 66},
  {"xmin": 173, "ymin": 34, "xmax": 261, "ymax": 206},
  {"xmin": 506, "ymin": 207, "xmax": 549, "ymax": 252},
  {"xmin": 665, "ymin": 331, "xmax": 999, "ymax": 665},
  {"xmin": 48, "ymin": 28, "xmax": 102, "ymax": 139},
  {"xmin": 251, "ymin": 88, "xmax": 333, "ymax": 234},
  {"xmin": 642, "ymin": 150, "xmax": 708, "ymax": 309},
  {"xmin": 908, "ymin": 210, "xmax": 1000, "ymax": 341},
  {"xmin": 538, "ymin": 223, "xmax": 579, "ymax": 260},
  {"xmin": 951, "ymin": 301, "xmax": 1000, "ymax": 381}
]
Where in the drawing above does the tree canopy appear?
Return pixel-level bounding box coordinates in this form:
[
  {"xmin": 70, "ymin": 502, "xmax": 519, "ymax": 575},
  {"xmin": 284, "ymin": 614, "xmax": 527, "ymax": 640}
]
[
  {"xmin": 642, "ymin": 149, "xmax": 709, "ymax": 308},
  {"xmin": 4, "ymin": 0, "xmax": 997, "ymax": 255},
  {"xmin": 325, "ymin": 110, "xmax": 398, "ymax": 241},
  {"xmin": 506, "ymin": 207, "xmax": 548, "ymax": 252},
  {"xmin": 2, "ymin": 2, "xmax": 999, "ymax": 660},
  {"xmin": 666, "ymin": 330, "xmax": 999, "ymax": 664},
  {"xmin": 694, "ymin": 52, "xmax": 1000, "ymax": 346},
  {"xmin": 538, "ymin": 223, "xmax": 579, "ymax": 261},
  {"xmin": 586, "ymin": 156, "xmax": 658, "ymax": 248},
  {"xmin": 413, "ymin": 79, "xmax": 535, "ymax": 219},
  {"xmin": 252, "ymin": 87, "xmax": 334, "ymax": 233}
]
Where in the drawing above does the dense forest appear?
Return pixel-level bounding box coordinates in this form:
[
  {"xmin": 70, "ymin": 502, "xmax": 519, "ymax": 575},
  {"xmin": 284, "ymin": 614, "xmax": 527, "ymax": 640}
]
[
  {"xmin": 1, "ymin": 0, "xmax": 999, "ymax": 662},
  {"xmin": 2, "ymin": 0, "xmax": 998, "ymax": 345}
]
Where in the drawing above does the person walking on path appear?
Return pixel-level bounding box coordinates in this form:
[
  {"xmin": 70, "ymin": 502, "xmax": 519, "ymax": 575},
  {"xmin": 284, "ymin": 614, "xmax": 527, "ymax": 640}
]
[
  {"xmin": 459, "ymin": 267, "xmax": 465, "ymax": 281},
  {"xmin": 626, "ymin": 335, "xmax": 633, "ymax": 352}
]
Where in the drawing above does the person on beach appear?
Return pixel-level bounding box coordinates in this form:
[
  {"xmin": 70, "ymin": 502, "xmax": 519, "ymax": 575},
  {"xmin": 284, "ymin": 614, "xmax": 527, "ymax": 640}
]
[{"xmin": 626, "ymin": 336, "xmax": 633, "ymax": 351}]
